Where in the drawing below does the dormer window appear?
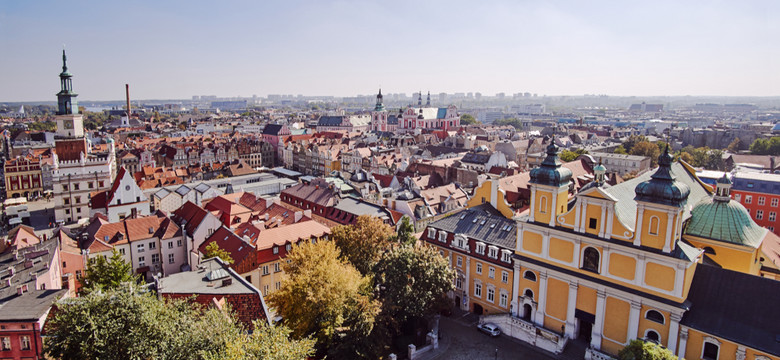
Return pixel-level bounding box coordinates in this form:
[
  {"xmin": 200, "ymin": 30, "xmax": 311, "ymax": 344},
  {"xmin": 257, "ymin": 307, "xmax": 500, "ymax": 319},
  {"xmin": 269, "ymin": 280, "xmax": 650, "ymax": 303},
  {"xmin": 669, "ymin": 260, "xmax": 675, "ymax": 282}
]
[
  {"xmin": 428, "ymin": 228, "xmax": 436, "ymax": 239},
  {"xmin": 273, "ymin": 246, "xmax": 279, "ymax": 254},
  {"xmin": 438, "ymin": 231, "xmax": 447, "ymax": 243},
  {"xmin": 501, "ymin": 250, "xmax": 512, "ymax": 263},
  {"xmin": 475, "ymin": 242, "xmax": 486, "ymax": 255},
  {"xmin": 488, "ymin": 246, "xmax": 499, "ymax": 259}
]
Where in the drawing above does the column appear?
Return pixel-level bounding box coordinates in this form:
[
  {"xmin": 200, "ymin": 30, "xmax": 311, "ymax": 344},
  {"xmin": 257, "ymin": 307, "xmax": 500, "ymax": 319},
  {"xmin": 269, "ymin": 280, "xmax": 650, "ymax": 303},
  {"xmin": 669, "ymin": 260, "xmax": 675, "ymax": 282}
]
[
  {"xmin": 601, "ymin": 247, "xmax": 611, "ymax": 275},
  {"xmin": 529, "ymin": 187, "xmax": 536, "ymax": 222},
  {"xmin": 542, "ymin": 233, "xmax": 550, "ymax": 258},
  {"xmin": 598, "ymin": 204, "xmax": 607, "ymax": 238},
  {"xmin": 511, "ymin": 262, "xmax": 521, "ymax": 317},
  {"xmin": 663, "ymin": 212, "xmax": 674, "ymax": 253},
  {"xmin": 573, "ymin": 199, "xmax": 581, "ymax": 231},
  {"xmin": 549, "ymin": 190, "xmax": 557, "ymax": 227},
  {"xmin": 635, "ymin": 255, "xmax": 646, "ymax": 287},
  {"xmin": 736, "ymin": 345, "xmax": 747, "ymax": 360},
  {"xmin": 564, "ymin": 282, "xmax": 578, "ymax": 338},
  {"xmin": 677, "ymin": 328, "xmax": 688, "ymax": 358},
  {"xmin": 578, "ymin": 199, "xmax": 588, "ymax": 233},
  {"xmin": 634, "ymin": 206, "xmax": 645, "ymax": 246},
  {"xmin": 572, "ymin": 239, "xmax": 581, "ymax": 268},
  {"xmin": 535, "ymin": 273, "xmax": 548, "ymax": 327},
  {"xmin": 668, "ymin": 313, "xmax": 681, "ymax": 354},
  {"xmin": 590, "ymin": 290, "xmax": 607, "ymax": 350},
  {"xmin": 605, "ymin": 206, "xmax": 614, "ymax": 239},
  {"xmin": 627, "ymin": 301, "xmax": 641, "ymax": 341}
]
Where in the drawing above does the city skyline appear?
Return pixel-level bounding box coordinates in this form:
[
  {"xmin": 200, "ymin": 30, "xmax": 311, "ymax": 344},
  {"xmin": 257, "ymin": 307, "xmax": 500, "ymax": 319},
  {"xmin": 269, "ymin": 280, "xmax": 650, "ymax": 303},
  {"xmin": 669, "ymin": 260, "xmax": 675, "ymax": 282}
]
[{"xmin": 1, "ymin": 0, "xmax": 778, "ymax": 102}]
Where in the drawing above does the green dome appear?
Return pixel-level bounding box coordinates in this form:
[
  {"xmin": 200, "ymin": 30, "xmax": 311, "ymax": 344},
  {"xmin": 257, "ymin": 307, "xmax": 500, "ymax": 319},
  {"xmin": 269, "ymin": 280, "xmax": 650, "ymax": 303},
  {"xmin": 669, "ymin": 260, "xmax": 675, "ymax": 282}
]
[
  {"xmin": 635, "ymin": 146, "xmax": 690, "ymax": 207},
  {"xmin": 594, "ymin": 163, "xmax": 607, "ymax": 172},
  {"xmin": 684, "ymin": 197, "xmax": 765, "ymax": 248},
  {"xmin": 530, "ymin": 138, "xmax": 573, "ymax": 187}
]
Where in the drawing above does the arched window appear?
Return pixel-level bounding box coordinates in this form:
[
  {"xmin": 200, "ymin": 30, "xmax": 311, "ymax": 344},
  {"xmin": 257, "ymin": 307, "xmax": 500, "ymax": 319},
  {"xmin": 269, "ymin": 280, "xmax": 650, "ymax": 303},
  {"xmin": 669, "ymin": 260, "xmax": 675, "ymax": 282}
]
[
  {"xmin": 581, "ymin": 247, "xmax": 600, "ymax": 273},
  {"xmin": 702, "ymin": 341, "xmax": 719, "ymax": 360},
  {"xmin": 648, "ymin": 216, "xmax": 660, "ymax": 236},
  {"xmin": 524, "ymin": 289, "xmax": 534, "ymax": 299},
  {"xmin": 645, "ymin": 329, "xmax": 660, "ymax": 343},
  {"xmin": 539, "ymin": 196, "xmax": 547, "ymax": 213},
  {"xmin": 524, "ymin": 271, "xmax": 536, "ymax": 281},
  {"xmin": 645, "ymin": 310, "xmax": 665, "ymax": 324}
]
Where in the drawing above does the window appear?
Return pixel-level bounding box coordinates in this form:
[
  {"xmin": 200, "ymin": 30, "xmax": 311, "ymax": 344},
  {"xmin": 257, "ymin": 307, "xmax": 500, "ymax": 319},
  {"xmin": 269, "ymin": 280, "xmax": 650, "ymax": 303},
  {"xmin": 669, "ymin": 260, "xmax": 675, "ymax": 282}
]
[
  {"xmin": 771, "ymin": 212, "xmax": 777, "ymax": 222},
  {"xmin": 770, "ymin": 226, "xmax": 775, "ymax": 232},
  {"xmin": 772, "ymin": 198, "xmax": 779, "ymax": 207},
  {"xmin": 487, "ymin": 287, "xmax": 495, "ymax": 303},
  {"xmin": 19, "ymin": 335, "xmax": 30, "ymax": 350},
  {"xmin": 168, "ymin": 253, "xmax": 175, "ymax": 264},
  {"xmin": 274, "ymin": 263, "xmax": 281, "ymax": 272},
  {"xmin": 428, "ymin": 228, "xmax": 436, "ymax": 239},
  {"xmin": 455, "ymin": 276, "xmax": 462, "ymax": 289},
  {"xmin": 501, "ymin": 250, "xmax": 511, "ymax": 263},
  {"xmin": 476, "ymin": 242, "xmax": 486, "ymax": 255},
  {"xmin": 648, "ymin": 216, "xmax": 660, "ymax": 236},
  {"xmin": 439, "ymin": 231, "xmax": 447, "ymax": 243},
  {"xmin": 745, "ymin": 195, "xmax": 752, "ymax": 204},
  {"xmin": 286, "ymin": 243, "xmax": 292, "ymax": 251},
  {"xmin": 273, "ymin": 246, "xmax": 279, "ymax": 254},
  {"xmin": 501, "ymin": 271, "xmax": 509, "ymax": 284},
  {"xmin": 524, "ymin": 289, "xmax": 534, "ymax": 299},
  {"xmin": 759, "ymin": 196, "xmax": 766, "ymax": 205},
  {"xmin": 499, "ymin": 292, "xmax": 508, "ymax": 307},
  {"xmin": 151, "ymin": 254, "xmax": 160, "ymax": 264},
  {"xmin": 262, "ymin": 265, "xmax": 269, "ymax": 275},
  {"xmin": 168, "ymin": 241, "xmax": 174, "ymax": 249},
  {"xmin": 757, "ymin": 210, "xmax": 764, "ymax": 220},
  {"xmin": 735, "ymin": 194, "xmax": 741, "ymax": 202},
  {"xmin": 476, "ymin": 262, "xmax": 482, "ymax": 274},
  {"xmin": 524, "ymin": 271, "xmax": 536, "ymax": 281},
  {"xmin": 581, "ymin": 247, "xmax": 600, "ymax": 273},
  {"xmin": 488, "ymin": 267, "xmax": 495, "ymax": 279},
  {"xmin": 263, "ymin": 285, "xmax": 269, "ymax": 296},
  {"xmin": 645, "ymin": 329, "xmax": 660, "ymax": 343},
  {"xmin": 1, "ymin": 337, "xmax": 10, "ymax": 351},
  {"xmin": 474, "ymin": 282, "xmax": 482, "ymax": 298},
  {"xmin": 702, "ymin": 341, "xmax": 719, "ymax": 360},
  {"xmin": 76, "ymin": 270, "xmax": 82, "ymax": 279},
  {"xmin": 588, "ymin": 218, "xmax": 598, "ymax": 229},
  {"xmin": 539, "ymin": 197, "xmax": 547, "ymax": 213},
  {"xmin": 488, "ymin": 246, "xmax": 498, "ymax": 259},
  {"xmin": 645, "ymin": 310, "xmax": 665, "ymax": 324},
  {"xmin": 457, "ymin": 256, "xmax": 462, "ymax": 267},
  {"xmin": 455, "ymin": 236, "xmax": 466, "ymax": 249},
  {"xmin": 63, "ymin": 184, "xmax": 69, "ymax": 191},
  {"xmin": 74, "ymin": 183, "xmax": 80, "ymax": 190},
  {"xmin": 137, "ymin": 244, "xmax": 145, "ymax": 253},
  {"xmin": 149, "ymin": 242, "xmax": 156, "ymax": 250},
  {"xmin": 138, "ymin": 256, "xmax": 145, "ymax": 267},
  {"xmin": 177, "ymin": 239, "xmax": 183, "ymax": 247},
  {"xmin": 275, "ymin": 281, "xmax": 281, "ymax": 290},
  {"xmin": 64, "ymin": 198, "xmax": 70, "ymax": 205}
]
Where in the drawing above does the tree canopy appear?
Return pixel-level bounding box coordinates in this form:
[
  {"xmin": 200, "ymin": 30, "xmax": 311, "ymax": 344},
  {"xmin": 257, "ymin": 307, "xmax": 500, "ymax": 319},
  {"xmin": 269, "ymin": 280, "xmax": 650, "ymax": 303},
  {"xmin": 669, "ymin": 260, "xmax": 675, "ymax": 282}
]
[
  {"xmin": 629, "ymin": 141, "xmax": 661, "ymax": 166},
  {"xmin": 79, "ymin": 249, "xmax": 138, "ymax": 294},
  {"xmin": 749, "ymin": 137, "xmax": 780, "ymax": 155},
  {"xmin": 618, "ymin": 339, "xmax": 678, "ymax": 360},
  {"xmin": 560, "ymin": 148, "xmax": 588, "ymax": 162},
  {"xmin": 331, "ymin": 215, "xmax": 395, "ymax": 275},
  {"xmin": 460, "ymin": 114, "xmax": 478, "ymax": 125},
  {"xmin": 393, "ymin": 216, "xmax": 417, "ymax": 246},
  {"xmin": 204, "ymin": 241, "xmax": 235, "ymax": 264},
  {"xmin": 493, "ymin": 117, "xmax": 524, "ymax": 129}
]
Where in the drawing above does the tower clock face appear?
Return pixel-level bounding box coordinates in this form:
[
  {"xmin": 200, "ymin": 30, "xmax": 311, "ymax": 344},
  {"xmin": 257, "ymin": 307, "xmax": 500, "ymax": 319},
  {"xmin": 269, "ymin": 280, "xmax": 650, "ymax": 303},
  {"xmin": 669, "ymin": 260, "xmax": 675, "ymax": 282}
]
[{"xmin": 64, "ymin": 120, "xmax": 74, "ymax": 129}]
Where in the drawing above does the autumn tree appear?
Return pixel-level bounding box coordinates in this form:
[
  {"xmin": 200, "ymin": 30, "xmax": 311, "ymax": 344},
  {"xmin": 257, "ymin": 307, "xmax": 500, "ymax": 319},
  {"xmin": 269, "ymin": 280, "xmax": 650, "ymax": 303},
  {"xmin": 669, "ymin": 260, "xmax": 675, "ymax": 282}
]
[
  {"xmin": 622, "ymin": 135, "xmax": 648, "ymax": 153},
  {"xmin": 630, "ymin": 141, "xmax": 661, "ymax": 166},
  {"xmin": 204, "ymin": 241, "xmax": 234, "ymax": 264},
  {"xmin": 79, "ymin": 249, "xmax": 138, "ymax": 294},
  {"xmin": 331, "ymin": 215, "xmax": 394, "ymax": 275},
  {"xmin": 267, "ymin": 241, "xmax": 380, "ymax": 358},
  {"xmin": 728, "ymin": 137, "xmax": 742, "ymax": 153}
]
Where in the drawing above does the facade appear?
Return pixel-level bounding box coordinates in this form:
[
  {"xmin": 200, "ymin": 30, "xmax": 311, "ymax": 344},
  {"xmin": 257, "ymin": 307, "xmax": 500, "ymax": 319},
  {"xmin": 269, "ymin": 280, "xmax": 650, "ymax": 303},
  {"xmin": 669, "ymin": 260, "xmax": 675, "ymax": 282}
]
[
  {"xmin": 151, "ymin": 182, "xmax": 221, "ymax": 213},
  {"xmin": 502, "ymin": 143, "xmax": 780, "ymax": 359},
  {"xmin": 316, "ymin": 114, "xmax": 371, "ymax": 133},
  {"xmin": 89, "ymin": 167, "xmax": 150, "ymax": 222},
  {"xmin": 588, "ymin": 152, "xmax": 651, "ymax": 176},
  {"xmin": 4, "ymin": 157, "xmax": 43, "ymax": 199},
  {"xmin": 170, "ymin": 201, "xmax": 223, "ymax": 267},
  {"xmin": 422, "ymin": 204, "xmax": 516, "ymax": 316},
  {"xmin": 730, "ymin": 172, "xmax": 780, "ymax": 236}
]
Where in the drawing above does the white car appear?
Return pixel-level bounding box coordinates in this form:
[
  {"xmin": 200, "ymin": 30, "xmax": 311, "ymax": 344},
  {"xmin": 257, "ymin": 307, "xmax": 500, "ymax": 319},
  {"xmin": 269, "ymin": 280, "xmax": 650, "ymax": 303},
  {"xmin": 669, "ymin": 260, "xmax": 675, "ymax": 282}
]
[{"xmin": 477, "ymin": 322, "xmax": 501, "ymax": 337}]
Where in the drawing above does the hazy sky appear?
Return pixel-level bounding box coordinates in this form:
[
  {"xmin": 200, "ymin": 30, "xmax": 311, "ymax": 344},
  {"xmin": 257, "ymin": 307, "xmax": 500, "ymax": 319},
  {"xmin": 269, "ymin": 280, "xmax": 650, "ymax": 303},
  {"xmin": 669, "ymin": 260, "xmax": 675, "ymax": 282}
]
[{"xmin": 1, "ymin": 0, "xmax": 778, "ymax": 101}]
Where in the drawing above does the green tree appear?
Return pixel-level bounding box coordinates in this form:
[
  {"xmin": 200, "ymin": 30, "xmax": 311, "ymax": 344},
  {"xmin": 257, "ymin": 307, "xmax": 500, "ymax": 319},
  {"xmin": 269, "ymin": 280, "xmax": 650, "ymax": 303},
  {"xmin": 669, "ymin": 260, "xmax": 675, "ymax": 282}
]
[
  {"xmin": 79, "ymin": 249, "xmax": 138, "ymax": 293},
  {"xmin": 393, "ymin": 216, "xmax": 416, "ymax": 246},
  {"xmin": 630, "ymin": 141, "xmax": 661, "ymax": 166},
  {"xmin": 494, "ymin": 117, "xmax": 524, "ymax": 130},
  {"xmin": 204, "ymin": 241, "xmax": 234, "ymax": 264},
  {"xmin": 460, "ymin": 114, "xmax": 478, "ymax": 125},
  {"xmin": 373, "ymin": 244, "xmax": 454, "ymax": 324},
  {"xmin": 623, "ymin": 135, "xmax": 648, "ymax": 153},
  {"xmin": 331, "ymin": 215, "xmax": 394, "ymax": 275},
  {"xmin": 618, "ymin": 339, "xmax": 678, "ymax": 360},
  {"xmin": 614, "ymin": 145, "xmax": 628, "ymax": 155},
  {"xmin": 267, "ymin": 241, "xmax": 380, "ymax": 358},
  {"xmin": 560, "ymin": 148, "xmax": 588, "ymax": 162},
  {"xmin": 205, "ymin": 321, "xmax": 316, "ymax": 360},
  {"xmin": 750, "ymin": 137, "xmax": 780, "ymax": 155}
]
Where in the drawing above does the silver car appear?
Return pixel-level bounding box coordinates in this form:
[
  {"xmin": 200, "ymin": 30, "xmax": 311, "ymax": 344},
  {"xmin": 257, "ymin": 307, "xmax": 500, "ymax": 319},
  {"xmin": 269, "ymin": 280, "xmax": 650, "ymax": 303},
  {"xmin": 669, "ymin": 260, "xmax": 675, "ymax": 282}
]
[{"xmin": 477, "ymin": 322, "xmax": 501, "ymax": 337}]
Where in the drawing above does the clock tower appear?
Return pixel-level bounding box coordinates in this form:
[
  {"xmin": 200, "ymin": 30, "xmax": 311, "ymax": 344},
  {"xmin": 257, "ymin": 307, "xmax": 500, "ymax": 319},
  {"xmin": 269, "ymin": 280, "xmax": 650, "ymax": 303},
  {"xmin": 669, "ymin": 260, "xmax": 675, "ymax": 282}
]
[{"xmin": 55, "ymin": 49, "xmax": 84, "ymax": 138}]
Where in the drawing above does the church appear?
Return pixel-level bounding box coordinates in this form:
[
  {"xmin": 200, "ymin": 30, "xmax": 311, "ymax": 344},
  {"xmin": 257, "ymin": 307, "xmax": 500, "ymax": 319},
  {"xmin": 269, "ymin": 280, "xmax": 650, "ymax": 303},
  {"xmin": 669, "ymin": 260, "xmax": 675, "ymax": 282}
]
[
  {"xmin": 371, "ymin": 90, "xmax": 459, "ymax": 133},
  {"xmin": 508, "ymin": 141, "xmax": 780, "ymax": 359}
]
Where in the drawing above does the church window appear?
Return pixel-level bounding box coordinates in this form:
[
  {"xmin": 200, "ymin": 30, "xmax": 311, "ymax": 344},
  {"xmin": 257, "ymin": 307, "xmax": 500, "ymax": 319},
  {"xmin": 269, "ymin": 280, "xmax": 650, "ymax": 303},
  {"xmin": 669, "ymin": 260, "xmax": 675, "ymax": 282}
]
[
  {"xmin": 588, "ymin": 218, "xmax": 597, "ymax": 230},
  {"xmin": 581, "ymin": 247, "xmax": 600, "ymax": 273},
  {"xmin": 702, "ymin": 341, "xmax": 719, "ymax": 360},
  {"xmin": 645, "ymin": 329, "xmax": 660, "ymax": 343},
  {"xmin": 540, "ymin": 197, "xmax": 547, "ymax": 213},
  {"xmin": 524, "ymin": 289, "xmax": 534, "ymax": 299},
  {"xmin": 523, "ymin": 271, "xmax": 536, "ymax": 281},
  {"xmin": 648, "ymin": 216, "xmax": 660, "ymax": 236},
  {"xmin": 645, "ymin": 310, "xmax": 665, "ymax": 324}
]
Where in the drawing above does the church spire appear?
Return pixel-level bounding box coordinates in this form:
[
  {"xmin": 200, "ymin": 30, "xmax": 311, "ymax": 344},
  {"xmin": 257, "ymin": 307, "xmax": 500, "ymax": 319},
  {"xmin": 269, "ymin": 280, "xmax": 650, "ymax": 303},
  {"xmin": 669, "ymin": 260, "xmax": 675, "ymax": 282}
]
[
  {"xmin": 57, "ymin": 49, "xmax": 78, "ymax": 115},
  {"xmin": 426, "ymin": 91, "xmax": 431, "ymax": 106},
  {"xmin": 374, "ymin": 88, "xmax": 385, "ymax": 112},
  {"xmin": 417, "ymin": 91, "xmax": 422, "ymax": 106}
]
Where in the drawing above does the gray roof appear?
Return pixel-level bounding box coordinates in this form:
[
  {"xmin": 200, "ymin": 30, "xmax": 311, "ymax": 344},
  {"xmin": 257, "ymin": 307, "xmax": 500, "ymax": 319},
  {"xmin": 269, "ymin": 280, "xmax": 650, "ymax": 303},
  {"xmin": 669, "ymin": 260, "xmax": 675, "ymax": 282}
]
[
  {"xmin": 153, "ymin": 188, "xmax": 171, "ymax": 199},
  {"xmin": 0, "ymin": 239, "xmax": 60, "ymax": 304},
  {"xmin": 603, "ymin": 162, "xmax": 711, "ymax": 230},
  {"xmin": 333, "ymin": 197, "xmax": 389, "ymax": 219},
  {"xmin": 158, "ymin": 258, "xmax": 259, "ymax": 295},
  {"xmin": 175, "ymin": 185, "xmax": 191, "ymax": 196},
  {"xmin": 194, "ymin": 182, "xmax": 212, "ymax": 193},
  {"xmin": 0, "ymin": 289, "xmax": 66, "ymax": 321},
  {"xmin": 428, "ymin": 204, "xmax": 516, "ymax": 249}
]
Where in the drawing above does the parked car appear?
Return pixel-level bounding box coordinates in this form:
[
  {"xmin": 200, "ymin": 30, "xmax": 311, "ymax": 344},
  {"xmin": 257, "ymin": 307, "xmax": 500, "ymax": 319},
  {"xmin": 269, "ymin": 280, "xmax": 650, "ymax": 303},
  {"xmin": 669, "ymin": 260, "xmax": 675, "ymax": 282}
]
[{"xmin": 477, "ymin": 322, "xmax": 501, "ymax": 337}]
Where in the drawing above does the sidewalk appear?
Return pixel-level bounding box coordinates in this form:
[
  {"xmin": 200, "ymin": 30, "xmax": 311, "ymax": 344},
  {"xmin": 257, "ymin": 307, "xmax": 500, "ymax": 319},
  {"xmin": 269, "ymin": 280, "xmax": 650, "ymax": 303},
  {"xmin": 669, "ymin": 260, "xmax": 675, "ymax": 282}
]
[{"xmin": 412, "ymin": 308, "xmax": 479, "ymax": 360}]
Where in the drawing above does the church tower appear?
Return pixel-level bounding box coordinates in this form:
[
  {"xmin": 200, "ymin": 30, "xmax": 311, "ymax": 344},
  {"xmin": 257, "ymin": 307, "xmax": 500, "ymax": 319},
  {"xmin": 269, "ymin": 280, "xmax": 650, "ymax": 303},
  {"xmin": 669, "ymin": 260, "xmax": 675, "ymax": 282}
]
[
  {"xmin": 528, "ymin": 137, "xmax": 573, "ymax": 226},
  {"xmin": 372, "ymin": 89, "xmax": 388, "ymax": 132},
  {"xmin": 55, "ymin": 49, "xmax": 84, "ymax": 138}
]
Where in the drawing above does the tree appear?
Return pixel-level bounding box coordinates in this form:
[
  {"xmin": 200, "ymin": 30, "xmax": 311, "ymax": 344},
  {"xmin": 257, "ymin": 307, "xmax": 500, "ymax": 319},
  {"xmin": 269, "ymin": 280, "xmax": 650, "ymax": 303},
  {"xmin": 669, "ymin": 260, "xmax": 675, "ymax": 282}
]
[
  {"xmin": 750, "ymin": 137, "xmax": 780, "ymax": 155},
  {"xmin": 494, "ymin": 117, "xmax": 524, "ymax": 130},
  {"xmin": 618, "ymin": 339, "xmax": 678, "ymax": 360},
  {"xmin": 630, "ymin": 141, "xmax": 661, "ymax": 166},
  {"xmin": 331, "ymin": 215, "xmax": 394, "ymax": 275},
  {"xmin": 373, "ymin": 244, "xmax": 454, "ymax": 324},
  {"xmin": 560, "ymin": 148, "xmax": 588, "ymax": 162},
  {"xmin": 79, "ymin": 249, "xmax": 138, "ymax": 293},
  {"xmin": 678, "ymin": 151, "xmax": 694, "ymax": 165},
  {"xmin": 727, "ymin": 137, "xmax": 742, "ymax": 153},
  {"xmin": 267, "ymin": 241, "xmax": 380, "ymax": 357},
  {"xmin": 614, "ymin": 145, "xmax": 628, "ymax": 155},
  {"xmin": 206, "ymin": 321, "xmax": 316, "ymax": 360},
  {"xmin": 393, "ymin": 216, "xmax": 416, "ymax": 246},
  {"xmin": 460, "ymin": 114, "xmax": 478, "ymax": 125},
  {"xmin": 204, "ymin": 241, "xmax": 234, "ymax": 264},
  {"xmin": 623, "ymin": 135, "xmax": 648, "ymax": 153}
]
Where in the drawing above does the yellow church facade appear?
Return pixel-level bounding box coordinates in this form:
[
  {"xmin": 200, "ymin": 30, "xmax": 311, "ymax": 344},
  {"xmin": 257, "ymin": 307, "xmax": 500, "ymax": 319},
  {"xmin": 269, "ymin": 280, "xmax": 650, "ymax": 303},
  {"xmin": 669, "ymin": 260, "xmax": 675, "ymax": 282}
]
[{"xmin": 509, "ymin": 144, "xmax": 780, "ymax": 360}]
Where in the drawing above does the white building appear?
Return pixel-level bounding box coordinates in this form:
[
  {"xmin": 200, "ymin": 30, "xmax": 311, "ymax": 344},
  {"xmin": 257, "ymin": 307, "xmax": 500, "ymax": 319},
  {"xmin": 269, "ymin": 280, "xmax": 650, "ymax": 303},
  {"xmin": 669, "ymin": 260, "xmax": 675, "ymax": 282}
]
[
  {"xmin": 90, "ymin": 167, "xmax": 149, "ymax": 222},
  {"xmin": 152, "ymin": 182, "xmax": 222, "ymax": 213},
  {"xmin": 171, "ymin": 201, "xmax": 223, "ymax": 267}
]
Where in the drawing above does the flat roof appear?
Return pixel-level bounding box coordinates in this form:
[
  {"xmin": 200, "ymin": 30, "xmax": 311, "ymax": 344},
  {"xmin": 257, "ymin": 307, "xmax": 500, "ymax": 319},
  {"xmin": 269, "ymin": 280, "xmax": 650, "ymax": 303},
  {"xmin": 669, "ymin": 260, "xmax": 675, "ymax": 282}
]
[{"xmin": 158, "ymin": 258, "xmax": 256, "ymax": 295}]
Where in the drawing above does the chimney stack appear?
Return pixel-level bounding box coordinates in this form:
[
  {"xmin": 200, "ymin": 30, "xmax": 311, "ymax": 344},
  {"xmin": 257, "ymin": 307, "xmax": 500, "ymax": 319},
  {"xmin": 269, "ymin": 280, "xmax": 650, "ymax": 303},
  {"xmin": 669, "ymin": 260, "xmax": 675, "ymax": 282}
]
[{"xmin": 126, "ymin": 84, "xmax": 131, "ymax": 118}]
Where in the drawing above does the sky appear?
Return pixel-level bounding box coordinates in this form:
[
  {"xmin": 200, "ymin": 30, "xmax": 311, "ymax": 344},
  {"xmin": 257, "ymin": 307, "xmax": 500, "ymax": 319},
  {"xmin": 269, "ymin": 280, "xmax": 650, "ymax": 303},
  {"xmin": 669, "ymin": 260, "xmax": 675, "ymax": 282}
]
[{"xmin": 1, "ymin": 0, "xmax": 778, "ymax": 101}]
